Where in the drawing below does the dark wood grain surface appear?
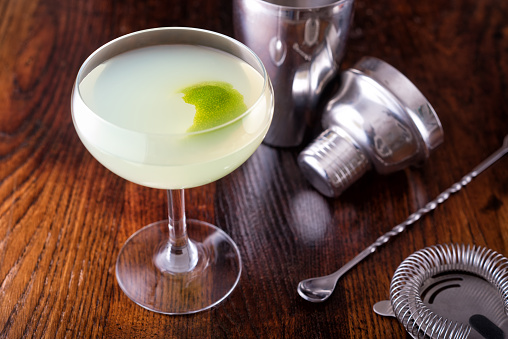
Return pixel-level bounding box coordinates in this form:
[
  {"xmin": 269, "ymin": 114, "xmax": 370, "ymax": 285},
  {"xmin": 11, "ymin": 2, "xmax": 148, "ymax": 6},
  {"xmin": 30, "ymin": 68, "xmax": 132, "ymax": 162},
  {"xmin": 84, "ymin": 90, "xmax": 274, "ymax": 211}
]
[{"xmin": 1, "ymin": 0, "xmax": 507, "ymax": 338}]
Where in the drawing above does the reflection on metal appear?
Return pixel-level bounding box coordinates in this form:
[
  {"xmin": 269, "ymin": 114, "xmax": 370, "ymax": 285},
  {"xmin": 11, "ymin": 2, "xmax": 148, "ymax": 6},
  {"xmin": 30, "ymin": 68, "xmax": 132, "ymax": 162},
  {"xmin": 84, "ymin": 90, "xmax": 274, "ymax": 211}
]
[
  {"xmin": 233, "ymin": 0, "xmax": 355, "ymax": 147},
  {"xmin": 269, "ymin": 36, "xmax": 287, "ymax": 66},
  {"xmin": 304, "ymin": 17, "xmax": 320, "ymax": 46}
]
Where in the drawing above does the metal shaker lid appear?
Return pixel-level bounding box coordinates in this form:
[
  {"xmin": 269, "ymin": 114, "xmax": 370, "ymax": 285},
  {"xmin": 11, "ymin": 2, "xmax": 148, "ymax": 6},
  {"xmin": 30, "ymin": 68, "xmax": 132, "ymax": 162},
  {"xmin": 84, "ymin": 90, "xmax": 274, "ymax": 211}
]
[
  {"xmin": 298, "ymin": 57, "xmax": 444, "ymax": 198},
  {"xmin": 352, "ymin": 57, "xmax": 444, "ymax": 155}
]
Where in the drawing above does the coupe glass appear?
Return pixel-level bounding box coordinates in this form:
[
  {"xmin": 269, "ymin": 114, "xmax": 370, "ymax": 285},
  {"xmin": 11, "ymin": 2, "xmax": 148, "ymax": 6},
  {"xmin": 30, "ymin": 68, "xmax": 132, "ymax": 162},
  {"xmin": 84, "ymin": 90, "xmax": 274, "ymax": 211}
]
[{"xmin": 71, "ymin": 27, "xmax": 274, "ymax": 314}]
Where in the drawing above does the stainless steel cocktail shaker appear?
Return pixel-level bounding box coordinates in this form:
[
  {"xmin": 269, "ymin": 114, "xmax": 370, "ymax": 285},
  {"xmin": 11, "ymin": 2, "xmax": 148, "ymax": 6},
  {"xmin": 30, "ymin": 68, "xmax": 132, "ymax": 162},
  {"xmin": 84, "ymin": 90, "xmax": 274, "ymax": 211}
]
[
  {"xmin": 298, "ymin": 57, "xmax": 444, "ymax": 197},
  {"xmin": 233, "ymin": 0, "xmax": 355, "ymax": 147}
]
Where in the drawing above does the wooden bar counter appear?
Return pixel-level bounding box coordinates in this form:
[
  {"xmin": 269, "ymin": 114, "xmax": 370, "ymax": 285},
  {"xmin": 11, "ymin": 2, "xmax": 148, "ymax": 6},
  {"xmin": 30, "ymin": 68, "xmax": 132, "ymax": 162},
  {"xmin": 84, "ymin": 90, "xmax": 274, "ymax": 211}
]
[{"xmin": 0, "ymin": 0, "xmax": 507, "ymax": 337}]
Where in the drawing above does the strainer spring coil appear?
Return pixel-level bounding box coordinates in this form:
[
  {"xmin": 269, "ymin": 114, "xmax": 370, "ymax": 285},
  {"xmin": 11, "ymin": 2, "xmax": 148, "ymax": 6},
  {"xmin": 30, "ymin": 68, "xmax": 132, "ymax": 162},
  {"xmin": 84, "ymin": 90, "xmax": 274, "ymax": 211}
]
[{"xmin": 390, "ymin": 243, "xmax": 508, "ymax": 338}]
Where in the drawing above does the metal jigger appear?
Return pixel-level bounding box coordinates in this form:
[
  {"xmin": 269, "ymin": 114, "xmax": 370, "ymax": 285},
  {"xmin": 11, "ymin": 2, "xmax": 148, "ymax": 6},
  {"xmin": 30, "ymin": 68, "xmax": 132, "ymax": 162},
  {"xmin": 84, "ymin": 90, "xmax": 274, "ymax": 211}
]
[{"xmin": 298, "ymin": 57, "xmax": 444, "ymax": 198}]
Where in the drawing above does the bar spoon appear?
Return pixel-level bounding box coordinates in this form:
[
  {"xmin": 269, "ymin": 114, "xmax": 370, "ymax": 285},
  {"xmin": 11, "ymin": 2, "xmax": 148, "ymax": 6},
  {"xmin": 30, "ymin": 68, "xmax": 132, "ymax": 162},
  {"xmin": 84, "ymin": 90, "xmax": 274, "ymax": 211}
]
[{"xmin": 298, "ymin": 134, "xmax": 508, "ymax": 303}]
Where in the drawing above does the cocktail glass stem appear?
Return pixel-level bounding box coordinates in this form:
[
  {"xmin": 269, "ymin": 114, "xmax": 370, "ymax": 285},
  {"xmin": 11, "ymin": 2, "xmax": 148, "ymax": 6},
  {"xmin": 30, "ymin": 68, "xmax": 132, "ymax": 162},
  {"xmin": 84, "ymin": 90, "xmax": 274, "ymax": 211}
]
[{"xmin": 155, "ymin": 189, "xmax": 198, "ymax": 274}]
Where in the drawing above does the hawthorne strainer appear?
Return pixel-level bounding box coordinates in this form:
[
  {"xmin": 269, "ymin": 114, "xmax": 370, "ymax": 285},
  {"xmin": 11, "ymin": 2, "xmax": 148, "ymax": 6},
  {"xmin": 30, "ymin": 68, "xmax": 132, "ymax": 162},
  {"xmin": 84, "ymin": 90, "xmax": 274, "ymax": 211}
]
[{"xmin": 375, "ymin": 243, "xmax": 508, "ymax": 339}]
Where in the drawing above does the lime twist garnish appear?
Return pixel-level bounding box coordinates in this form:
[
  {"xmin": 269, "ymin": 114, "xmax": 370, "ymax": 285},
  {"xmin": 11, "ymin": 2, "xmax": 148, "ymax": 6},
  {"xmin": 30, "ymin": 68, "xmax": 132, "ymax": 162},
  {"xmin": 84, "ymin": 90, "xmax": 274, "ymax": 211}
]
[{"xmin": 181, "ymin": 81, "xmax": 247, "ymax": 132}]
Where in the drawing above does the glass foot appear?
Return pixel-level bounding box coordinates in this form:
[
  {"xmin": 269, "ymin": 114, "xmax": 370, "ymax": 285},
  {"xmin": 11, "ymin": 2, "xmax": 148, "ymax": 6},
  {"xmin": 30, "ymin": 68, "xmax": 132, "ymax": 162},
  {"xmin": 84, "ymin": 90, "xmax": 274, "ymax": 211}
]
[{"xmin": 116, "ymin": 219, "xmax": 242, "ymax": 314}]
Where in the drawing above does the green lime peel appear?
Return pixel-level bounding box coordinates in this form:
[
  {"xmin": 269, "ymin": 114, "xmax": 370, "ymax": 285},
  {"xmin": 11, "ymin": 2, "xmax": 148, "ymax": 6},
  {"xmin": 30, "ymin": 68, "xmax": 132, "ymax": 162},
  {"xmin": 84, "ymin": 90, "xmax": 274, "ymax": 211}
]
[{"xmin": 181, "ymin": 81, "xmax": 247, "ymax": 132}]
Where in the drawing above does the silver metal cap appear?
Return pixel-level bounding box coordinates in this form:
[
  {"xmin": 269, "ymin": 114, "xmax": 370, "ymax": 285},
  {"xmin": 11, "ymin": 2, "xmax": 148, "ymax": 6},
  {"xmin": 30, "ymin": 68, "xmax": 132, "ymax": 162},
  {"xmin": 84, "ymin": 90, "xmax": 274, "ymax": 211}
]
[{"xmin": 298, "ymin": 128, "xmax": 371, "ymax": 197}]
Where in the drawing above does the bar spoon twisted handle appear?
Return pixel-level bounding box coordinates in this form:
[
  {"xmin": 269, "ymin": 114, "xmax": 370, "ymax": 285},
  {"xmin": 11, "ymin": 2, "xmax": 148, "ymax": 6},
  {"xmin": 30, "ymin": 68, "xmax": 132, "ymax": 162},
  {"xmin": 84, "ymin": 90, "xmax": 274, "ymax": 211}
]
[{"xmin": 298, "ymin": 134, "xmax": 508, "ymax": 303}]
